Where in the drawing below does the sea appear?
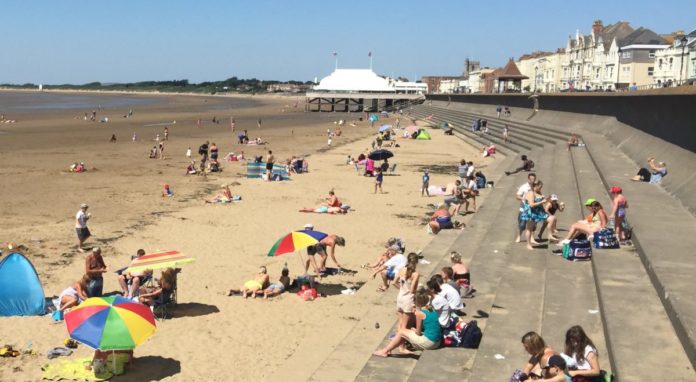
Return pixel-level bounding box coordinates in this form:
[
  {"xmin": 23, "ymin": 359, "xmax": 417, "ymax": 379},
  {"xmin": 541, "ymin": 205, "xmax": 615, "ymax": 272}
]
[{"xmin": 0, "ymin": 91, "xmax": 159, "ymax": 114}]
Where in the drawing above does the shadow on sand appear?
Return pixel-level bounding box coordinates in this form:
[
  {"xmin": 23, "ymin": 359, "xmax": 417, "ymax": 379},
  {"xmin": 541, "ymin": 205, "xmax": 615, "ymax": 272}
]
[
  {"xmin": 172, "ymin": 302, "xmax": 220, "ymax": 318},
  {"xmin": 113, "ymin": 356, "xmax": 181, "ymax": 381}
]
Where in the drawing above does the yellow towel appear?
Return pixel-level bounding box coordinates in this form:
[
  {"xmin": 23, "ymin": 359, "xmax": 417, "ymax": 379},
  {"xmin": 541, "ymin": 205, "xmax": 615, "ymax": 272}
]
[{"xmin": 42, "ymin": 357, "xmax": 113, "ymax": 381}]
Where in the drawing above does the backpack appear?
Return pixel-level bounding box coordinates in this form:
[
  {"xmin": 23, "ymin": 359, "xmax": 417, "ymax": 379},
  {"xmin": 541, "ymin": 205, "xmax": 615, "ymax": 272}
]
[
  {"xmin": 459, "ymin": 320, "xmax": 482, "ymax": 348},
  {"xmin": 593, "ymin": 228, "xmax": 619, "ymax": 249},
  {"xmin": 562, "ymin": 239, "xmax": 592, "ymax": 261}
]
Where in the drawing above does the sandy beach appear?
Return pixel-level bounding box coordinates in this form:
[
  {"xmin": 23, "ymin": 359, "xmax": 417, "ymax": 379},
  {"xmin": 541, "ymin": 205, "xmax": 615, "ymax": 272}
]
[{"xmin": 0, "ymin": 91, "xmax": 500, "ymax": 381}]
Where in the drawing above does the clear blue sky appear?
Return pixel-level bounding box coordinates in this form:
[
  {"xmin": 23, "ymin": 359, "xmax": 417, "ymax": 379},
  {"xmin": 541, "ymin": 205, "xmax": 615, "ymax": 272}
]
[{"xmin": 2, "ymin": 0, "xmax": 694, "ymax": 84}]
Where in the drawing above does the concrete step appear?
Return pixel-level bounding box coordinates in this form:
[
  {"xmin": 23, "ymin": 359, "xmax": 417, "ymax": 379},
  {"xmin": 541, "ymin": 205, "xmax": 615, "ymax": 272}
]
[
  {"xmin": 539, "ymin": 142, "xmax": 610, "ymax": 373},
  {"xmin": 428, "ymin": 101, "xmax": 570, "ymax": 141},
  {"xmin": 416, "ymin": 105, "xmax": 558, "ymax": 147},
  {"xmin": 410, "ymin": 106, "xmax": 533, "ymax": 152},
  {"xmin": 353, "ymin": 156, "xmax": 519, "ymax": 381},
  {"xmin": 570, "ymin": 143, "xmax": 695, "ymax": 380},
  {"xmin": 465, "ymin": 145, "xmax": 559, "ymax": 380},
  {"xmin": 408, "ymin": 108, "xmax": 523, "ymax": 154}
]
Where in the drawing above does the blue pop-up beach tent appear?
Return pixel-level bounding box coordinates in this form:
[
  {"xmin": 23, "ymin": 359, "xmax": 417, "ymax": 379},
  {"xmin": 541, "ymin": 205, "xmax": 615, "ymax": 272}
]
[{"xmin": 0, "ymin": 252, "xmax": 46, "ymax": 316}]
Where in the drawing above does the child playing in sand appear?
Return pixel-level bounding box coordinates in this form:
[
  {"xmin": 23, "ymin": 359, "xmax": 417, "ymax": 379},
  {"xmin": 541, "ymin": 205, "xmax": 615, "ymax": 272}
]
[
  {"xmin": 186, "ymin": 147, "xmax": 192, "ymax": 158},
  {"xmin": 375, "ymin": 168, "xmax": 384, "ymax": 194},
  {"xmin": 162, "ymin": 184, "xmax": 173, "ymax": 197}
]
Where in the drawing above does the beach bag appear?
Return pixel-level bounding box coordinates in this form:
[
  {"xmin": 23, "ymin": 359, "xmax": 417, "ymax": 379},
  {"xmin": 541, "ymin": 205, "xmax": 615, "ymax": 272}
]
[
  {"xmin": 459, "ymin": 320, "xmax": 482, "ymax": 348},
  {"xmin": 593, "ymin": 228, "xmax": 619, "ymax": 249},
  {"xmin": 510, "ymin": 369, "xmax": 527, "ymax": 382},
  {"xmin": 562, "ymin": 239, "xmax": 592, "ymax": 261}
]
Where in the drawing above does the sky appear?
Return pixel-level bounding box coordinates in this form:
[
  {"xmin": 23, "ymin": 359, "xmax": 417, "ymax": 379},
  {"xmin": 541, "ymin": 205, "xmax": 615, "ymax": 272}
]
[{"xmin": 1, "ymin": 0, "xmax": 695, "ymax": 84}]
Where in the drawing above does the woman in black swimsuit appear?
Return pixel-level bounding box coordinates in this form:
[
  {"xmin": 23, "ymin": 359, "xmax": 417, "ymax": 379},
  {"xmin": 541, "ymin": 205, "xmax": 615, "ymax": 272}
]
[{"xmin": 450, "ymin": 252, "xmax": 473, "ymax": 297}]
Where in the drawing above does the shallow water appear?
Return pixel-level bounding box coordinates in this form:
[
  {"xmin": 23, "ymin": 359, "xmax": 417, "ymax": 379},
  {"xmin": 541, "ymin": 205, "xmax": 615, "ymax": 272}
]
[{"xmin": 0, "ymin": 91, "xmax": 163, "ymax": 113}]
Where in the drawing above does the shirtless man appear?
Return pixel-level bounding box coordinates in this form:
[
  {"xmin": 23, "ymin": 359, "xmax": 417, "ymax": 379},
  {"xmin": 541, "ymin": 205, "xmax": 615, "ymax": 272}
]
[
  {"xmin": 314, "ymin": 235, "xmax": 346, "ymax": 272},
  {"xmin": 117, "ymin": 249, "xmax": 153, "ymax": 298},
  {"xmin": 265, "ymin": 150, "xmax": 275, "ymax": 181}
]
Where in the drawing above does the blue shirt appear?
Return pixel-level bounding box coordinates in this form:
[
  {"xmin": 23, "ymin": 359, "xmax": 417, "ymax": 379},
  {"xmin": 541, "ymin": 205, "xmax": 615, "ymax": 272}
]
[
  {"xmin": 376, "ymin": 173, "xmax": 383, "ymax": 182},
  {"xmin": 422, "ymin": 173, "xmax": 430, "ymax": 183}
]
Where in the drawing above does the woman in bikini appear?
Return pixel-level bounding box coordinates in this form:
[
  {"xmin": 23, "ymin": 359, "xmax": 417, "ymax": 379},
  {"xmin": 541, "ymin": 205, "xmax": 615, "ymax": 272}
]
[
  {"xmin": 449, "ymin": 251, "xmax": 473, "ymax": 297},
  {"xmin": 609, "ymin": 186, "xmax": 629, "ymax": 243}
]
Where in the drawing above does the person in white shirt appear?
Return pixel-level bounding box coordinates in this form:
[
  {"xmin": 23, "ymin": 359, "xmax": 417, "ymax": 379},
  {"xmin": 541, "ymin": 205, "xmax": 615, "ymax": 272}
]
[
  {"xmin": 75, "ymin": 203, "xmax": 91, "ymax": 252},
  {"xmin": 432, "ymin": 274, "xmax": 463, "ymax": 311},
  {"xmin": 561, "ymin": 325, "xmax": 601, "ymax": 379},
  {"xmin": 373, "ymin": 249, "xmax": 406, "ymax": 291},
  {"xmin": 466, "ymin": 161, "xmax": 475, "ymax": 178},
  {"xmin": 515, "ymin": 173, "xmax": 536, "ymax": 243},
  {"xmin": 462, "ymin": 175, "xmax": 479, "ymax": 212},
  {"xmin": 426, "ymin": 279, "xmax": 453, "ymax": 328}
]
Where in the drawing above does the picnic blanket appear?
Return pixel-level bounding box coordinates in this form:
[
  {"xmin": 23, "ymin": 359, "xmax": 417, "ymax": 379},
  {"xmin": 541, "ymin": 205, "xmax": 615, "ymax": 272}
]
[{"xmin": 246, "ymin": 162, "xmax": 290, "ymax": 180}]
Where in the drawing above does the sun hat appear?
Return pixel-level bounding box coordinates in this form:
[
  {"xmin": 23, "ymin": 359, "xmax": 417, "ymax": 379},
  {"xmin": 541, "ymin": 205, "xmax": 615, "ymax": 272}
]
[
  {"xmin": 584, "ymin": 198, "xmax": 596, "ymax": 206},
  {"xmin": 550, "ymin": 194, "xmax": 559, "ymax": 201},
  {"xmin": 303, "ymin": 223, "xmax": 314, "ymax": 230},
  {"xmin": 610, "ymin": 186, "xmax": 622, "ymax": 193}
]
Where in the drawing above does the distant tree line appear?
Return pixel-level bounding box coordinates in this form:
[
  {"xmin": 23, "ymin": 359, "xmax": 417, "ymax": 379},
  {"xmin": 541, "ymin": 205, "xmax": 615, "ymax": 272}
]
[{"xmin": 0, "ymin": 77, "xmax": 315, "ymax": 94}]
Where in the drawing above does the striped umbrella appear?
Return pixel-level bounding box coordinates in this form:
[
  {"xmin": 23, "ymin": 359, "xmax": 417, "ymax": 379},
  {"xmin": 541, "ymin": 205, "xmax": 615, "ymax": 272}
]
[
  {"xmin": 65, "ymin": 296, "xmax": 156, "ymax": 350},
  {"xmin": 125, "ymin": 250, "xmax": 194, "ymax": 273},
  {"xmin": 267, "ymin": 230, "xmax": 327, "ymax": 257}
]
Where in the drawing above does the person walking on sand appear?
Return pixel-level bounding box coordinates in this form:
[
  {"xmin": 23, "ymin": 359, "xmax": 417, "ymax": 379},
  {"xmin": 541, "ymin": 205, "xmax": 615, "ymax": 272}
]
[
  {"xmin": 75, "ymin": 203, "xmax": 91, "ymax": 252},
  {"xmin": 163, "ymin": 126, "xmax": 169, "ymax": 141},
  {"xmin": 503, "ymin": 124, "xmax": 510, "ymax": 143},
  {"xmin": 375, "ymin": 168, "xmax": 384, "ymax": 193},
  {"xmin": 265, "ymin": 150, "xmax": 275, "ymax": 181},
  {"xmin": 132, "ymin": 132, "xmax": 137, "ymax": 142},
  {"xmin": 257, "ymin": 118, "xmax": 262, "ymax": 129},
  {"xmin": 186, "ymin": 147, "xmax": 192, "ymax": 158}
]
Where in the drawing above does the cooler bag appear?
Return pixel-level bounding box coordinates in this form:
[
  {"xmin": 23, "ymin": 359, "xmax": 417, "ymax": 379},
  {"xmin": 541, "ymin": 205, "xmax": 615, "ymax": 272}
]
[
  {"xmin": 593, "ymin": 228, "xmax": 620, "ymax": 249},
  {"xmin": 562, "ymin": 239, "xmax": 592, "ymax": 261}
]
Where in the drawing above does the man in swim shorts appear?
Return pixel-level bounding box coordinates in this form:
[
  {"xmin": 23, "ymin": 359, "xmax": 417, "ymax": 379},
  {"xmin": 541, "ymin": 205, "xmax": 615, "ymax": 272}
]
[{"xmin": 265, "ymin": 150, "xmax": 274, "ymax": 181}]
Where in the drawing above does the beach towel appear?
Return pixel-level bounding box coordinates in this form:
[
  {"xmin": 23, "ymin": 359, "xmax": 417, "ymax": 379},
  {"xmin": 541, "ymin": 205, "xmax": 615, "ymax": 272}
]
[
  {"xmin": 42, "ymin": 357, "xmax": 113, "ymax": 381},
  {"xmin": 427, "ymin": 185, "xmax": 448, "ymax": 196},
  {"xmin": 246, "ymin": 162, "xmax": 290, "ymax": 180}
]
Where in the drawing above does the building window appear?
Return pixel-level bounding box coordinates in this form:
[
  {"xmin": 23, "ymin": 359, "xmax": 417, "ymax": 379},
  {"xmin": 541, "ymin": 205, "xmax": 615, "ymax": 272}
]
[
  {"xmin": 658, "ymin": 58, "xmax": 663, "ymax": 69},
  {"xmin": 648, "ymin": 66, "xmax": 654, "ymax": 76},
  {"xmin": 669, "ymin": 57, "xmax": 673, "ymax": 69},
  {"xmin": 649, "ymin": 50, "xmax": 655, "ymax": 58}
]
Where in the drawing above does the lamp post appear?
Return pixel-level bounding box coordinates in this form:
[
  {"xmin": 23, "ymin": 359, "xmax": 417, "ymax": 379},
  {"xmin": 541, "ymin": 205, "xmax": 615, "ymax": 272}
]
[
  {"xmin": 679, "ymin": 36, "xmax": 688, "ymax": 85},
  {"xmin": 616, "ymin": 47, "xmax": 622, "ymax": 90}
]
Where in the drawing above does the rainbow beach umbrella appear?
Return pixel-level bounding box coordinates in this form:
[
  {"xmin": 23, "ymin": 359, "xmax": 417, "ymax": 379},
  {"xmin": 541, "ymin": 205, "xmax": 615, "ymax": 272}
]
[
  {"xmin": 125, "ymin": 250, "xmax": 194, "ymax": 273},
  {"xmin": 65, "ymin": 296, "xmax": 156, "ymax": 350},
  {"xmin": 267, "ymin": 230, "xmax": 327, "ymax": 257}
]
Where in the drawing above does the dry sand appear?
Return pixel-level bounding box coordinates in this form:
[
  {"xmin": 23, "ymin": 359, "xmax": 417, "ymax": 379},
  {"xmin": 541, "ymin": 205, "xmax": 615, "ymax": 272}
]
[{"xmin": 0, "ymin": 91, "xmax": 500, "ymax": 381}]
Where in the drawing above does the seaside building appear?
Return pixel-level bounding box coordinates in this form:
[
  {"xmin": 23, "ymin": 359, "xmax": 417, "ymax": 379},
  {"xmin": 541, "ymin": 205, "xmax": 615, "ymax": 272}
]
[
  {"xmin": 491, "ymin": 59, "xmax": 528, "ymax": 93},
  {"xmin": 420, "ymin": 76, "xmax": 464, "ymax": 94},
  {"xmin": 616, "ymin": 28, "xmax": 670, "ymax": 89},
  {"xmin": 467, "ymin": 68, "xmax": 496, "ymax": 93},
  {"xmin": 653, "ymin": 29, "xmax": 696, "ymax": 87},
  {"xmin": 306, "ymin": 69, "xmax": 425, "ymax": 112},
  {"xmin": 561, "ymin": 20, "xmax": 635, "ymax": 91},
  {"xmin": 690, "ymin": 34, "xmax": 696, "ymax": 84}
]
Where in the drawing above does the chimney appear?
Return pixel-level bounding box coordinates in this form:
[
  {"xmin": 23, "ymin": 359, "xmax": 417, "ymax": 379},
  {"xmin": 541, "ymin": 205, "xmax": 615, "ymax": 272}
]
[{"xmin": 592, "ymin": 20, "xmax": 603, "ymax": 36}]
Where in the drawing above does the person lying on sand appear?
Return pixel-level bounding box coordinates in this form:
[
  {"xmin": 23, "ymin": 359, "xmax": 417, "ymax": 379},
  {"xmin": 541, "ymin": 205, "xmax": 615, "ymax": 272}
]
[
  {"xmin": 228, "ymin": 266, "xmax": 270, "ymax": 299},
  {"xmin": 256, "ymin": 267, "xmax": 291, "ymax": 299}
]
